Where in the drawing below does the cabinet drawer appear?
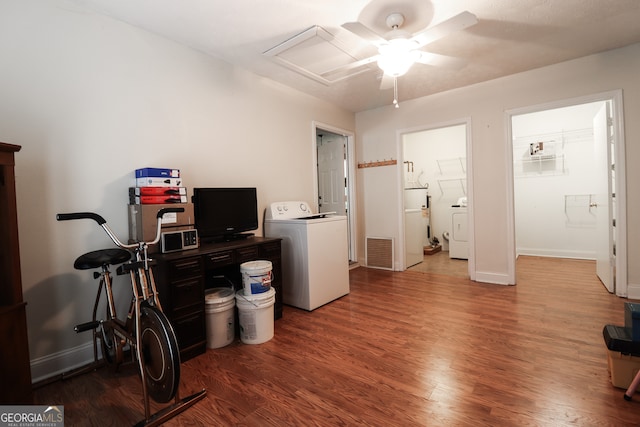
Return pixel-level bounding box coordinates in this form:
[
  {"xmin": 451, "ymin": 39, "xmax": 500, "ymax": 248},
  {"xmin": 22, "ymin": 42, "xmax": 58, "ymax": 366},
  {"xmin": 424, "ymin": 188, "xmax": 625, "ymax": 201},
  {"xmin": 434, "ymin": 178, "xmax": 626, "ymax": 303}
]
[
  {"xmin": 168, "ymin": 256, "xmax": 203, "ymax": 279},
  {"xmin": 259, "ymin": 241, "xmax": 281, "ymax": 258},
  {"xmin": 236, "ymin": 246, "xmax": 259, "ymax": 263},
  {"xmin": 205, "ymin": 250, "xmax": 234, "ymax": 269},
  {"xmin": 171, "ymin": 310, "xmax": 205, "ymax": 350},
  {"xmin": 170, "ymin": 277, "xmax": 204, "ymax": 312}
]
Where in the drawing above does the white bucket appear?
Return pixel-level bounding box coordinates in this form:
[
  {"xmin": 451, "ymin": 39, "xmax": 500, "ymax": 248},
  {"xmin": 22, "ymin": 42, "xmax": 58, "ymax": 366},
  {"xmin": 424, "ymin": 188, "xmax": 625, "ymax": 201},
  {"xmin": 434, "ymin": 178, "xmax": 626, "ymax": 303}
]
[
  {"xmin": 235, "ymin": 287, "xmax": 276, "ymax": 344},
  {"xmin": 205, "ymin": 288, "xmax": 236, "ymax": 349},
  {"xmin": 240, "ymin": 260, "xmax": 273, "ymax": 296}
]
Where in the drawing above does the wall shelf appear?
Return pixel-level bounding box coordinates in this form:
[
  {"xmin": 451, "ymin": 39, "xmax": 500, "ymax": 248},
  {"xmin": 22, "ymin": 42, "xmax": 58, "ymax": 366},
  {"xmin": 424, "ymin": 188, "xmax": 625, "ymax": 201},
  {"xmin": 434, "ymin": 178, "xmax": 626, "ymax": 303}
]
[
  {"xmin": 436, "ymin": 157, "xmax": 466, "ymax": 175},
  {"xmin": 513, "ymin": 128, "xmax": 593, "ymax": 177},
  {"xmin": 435, "ymin": 157, "xmax": 466, "ymax": 195},
  {"xmin": 437, "ymin": 178, "xmax": 466, "ymax": 195}
]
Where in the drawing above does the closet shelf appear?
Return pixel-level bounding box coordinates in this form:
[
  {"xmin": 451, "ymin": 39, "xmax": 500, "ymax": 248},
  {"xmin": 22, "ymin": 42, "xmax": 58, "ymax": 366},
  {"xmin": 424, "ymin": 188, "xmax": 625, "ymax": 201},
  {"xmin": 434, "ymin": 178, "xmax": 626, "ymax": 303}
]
[
  {"xmin": 437, "ymin": 178, "xmax": 466, "ymax": 195},
  {"xmin": 436, "ymin": 157, "xmax": 466, "ymax": 175}
]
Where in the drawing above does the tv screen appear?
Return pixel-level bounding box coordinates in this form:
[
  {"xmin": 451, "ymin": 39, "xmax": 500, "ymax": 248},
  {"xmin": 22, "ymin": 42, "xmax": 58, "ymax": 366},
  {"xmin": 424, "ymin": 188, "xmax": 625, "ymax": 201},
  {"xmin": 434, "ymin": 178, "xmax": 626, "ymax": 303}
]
[{"xmin": 192, "ymin": 187, "xmax": 258, "ymax": 242}]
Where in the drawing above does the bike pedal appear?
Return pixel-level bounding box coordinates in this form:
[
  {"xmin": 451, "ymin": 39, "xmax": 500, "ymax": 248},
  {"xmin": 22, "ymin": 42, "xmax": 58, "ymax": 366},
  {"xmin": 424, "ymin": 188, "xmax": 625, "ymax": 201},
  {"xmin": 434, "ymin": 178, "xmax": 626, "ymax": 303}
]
[{"xmin": 74, "ymin": 320, "xmax": 101, "ymax": 333}]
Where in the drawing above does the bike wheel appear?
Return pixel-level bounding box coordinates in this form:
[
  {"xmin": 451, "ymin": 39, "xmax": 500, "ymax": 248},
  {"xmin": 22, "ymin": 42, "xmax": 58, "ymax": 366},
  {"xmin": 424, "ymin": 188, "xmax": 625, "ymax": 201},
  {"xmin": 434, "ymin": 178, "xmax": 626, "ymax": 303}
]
[{"xmin": 139, "ymin": 303, "xmax": 181, "ymax": 403}]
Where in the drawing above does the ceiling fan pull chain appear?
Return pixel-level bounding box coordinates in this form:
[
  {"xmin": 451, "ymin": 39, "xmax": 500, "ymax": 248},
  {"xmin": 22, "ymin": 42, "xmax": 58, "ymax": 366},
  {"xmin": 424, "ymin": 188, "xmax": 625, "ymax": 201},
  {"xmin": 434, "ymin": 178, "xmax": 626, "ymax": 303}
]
[{"xmin": 393, "ymin": 76, "xmax": 399, "ymax": 108}]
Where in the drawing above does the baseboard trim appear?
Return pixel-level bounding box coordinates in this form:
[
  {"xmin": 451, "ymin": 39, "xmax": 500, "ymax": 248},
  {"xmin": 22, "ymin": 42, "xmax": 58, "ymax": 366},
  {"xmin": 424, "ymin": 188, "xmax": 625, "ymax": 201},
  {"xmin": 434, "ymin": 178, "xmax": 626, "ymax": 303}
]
[
  {"xmin": 627, "ymin": 283, "xmax": 640, "ymax": 300},
  {"xmin": 30, "ymin": 341, "xmax": 96, "ymax": 384},
  {"xmin": 474, "ymin": 271, "xmax": 513, "ymax": 285}
]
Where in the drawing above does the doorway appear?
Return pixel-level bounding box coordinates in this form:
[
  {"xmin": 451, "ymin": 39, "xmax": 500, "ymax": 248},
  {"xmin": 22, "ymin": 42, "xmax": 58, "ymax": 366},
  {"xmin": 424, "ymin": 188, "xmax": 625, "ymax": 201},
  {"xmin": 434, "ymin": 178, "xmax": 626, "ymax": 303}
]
[
  {"xmin": 313, "ymin": 122, "xmax": 357, "ymax": 264},
  {"xmin": 507, "ymin": 91, "xmax": 627, "ymax": 295},
  {"xmin": 398, "ymin": 119, "xmax": 473, "ymax": 277}
]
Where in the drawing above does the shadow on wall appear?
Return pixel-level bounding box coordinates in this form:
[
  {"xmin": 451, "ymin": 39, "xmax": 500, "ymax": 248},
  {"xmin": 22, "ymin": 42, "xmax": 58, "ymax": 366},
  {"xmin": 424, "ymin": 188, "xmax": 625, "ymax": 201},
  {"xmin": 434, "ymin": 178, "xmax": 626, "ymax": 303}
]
[{"xmin": 24, "ymin": 271, "xmax": 133, "ymax": 381}]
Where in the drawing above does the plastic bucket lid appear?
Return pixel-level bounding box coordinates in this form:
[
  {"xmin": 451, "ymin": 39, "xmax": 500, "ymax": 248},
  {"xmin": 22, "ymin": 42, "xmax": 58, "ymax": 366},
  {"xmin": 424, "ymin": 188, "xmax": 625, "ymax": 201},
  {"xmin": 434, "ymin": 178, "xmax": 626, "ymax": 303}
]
[
  {"xmin": 235, "ymin": 287, "xmax": 276, "ymax": 308},
  {"xmin": 205, "ymin": 288, "xmax": 235, "ymax": 305},
  {"xmin": 240, "ymin": 260, "xmax": 272, "ymax": 273}
]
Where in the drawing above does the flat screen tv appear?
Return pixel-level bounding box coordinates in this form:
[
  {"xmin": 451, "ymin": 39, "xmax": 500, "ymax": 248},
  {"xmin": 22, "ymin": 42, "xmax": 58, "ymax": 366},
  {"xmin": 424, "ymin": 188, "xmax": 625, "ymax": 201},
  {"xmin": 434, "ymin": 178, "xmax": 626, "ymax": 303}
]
[{"xmin": 192, "ymin": 187, "xmax": 258, "ymax": 243}]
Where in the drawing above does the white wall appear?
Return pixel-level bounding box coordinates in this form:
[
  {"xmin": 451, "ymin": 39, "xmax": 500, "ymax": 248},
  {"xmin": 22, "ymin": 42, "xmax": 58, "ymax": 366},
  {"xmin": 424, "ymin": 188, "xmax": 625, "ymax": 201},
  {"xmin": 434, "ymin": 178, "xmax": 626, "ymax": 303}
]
[
  {"xmin": 0, "ymin": 0, "xmax": 354, "ymax": 381},
  {"xmin": 512, "ymin": 102, "xmax": 605, "ymax": 259},
  {"xmin": 355, "ymin": 43, "xmax": 640, "ymax": 286}
]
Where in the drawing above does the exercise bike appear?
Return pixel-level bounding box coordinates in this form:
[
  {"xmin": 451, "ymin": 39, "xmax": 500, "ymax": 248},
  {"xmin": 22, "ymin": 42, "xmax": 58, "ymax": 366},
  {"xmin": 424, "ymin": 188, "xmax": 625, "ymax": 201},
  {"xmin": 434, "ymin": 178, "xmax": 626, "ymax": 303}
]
[{"xmin": 57, "ymin": 208, "xmax": 206, "ymax": 426}]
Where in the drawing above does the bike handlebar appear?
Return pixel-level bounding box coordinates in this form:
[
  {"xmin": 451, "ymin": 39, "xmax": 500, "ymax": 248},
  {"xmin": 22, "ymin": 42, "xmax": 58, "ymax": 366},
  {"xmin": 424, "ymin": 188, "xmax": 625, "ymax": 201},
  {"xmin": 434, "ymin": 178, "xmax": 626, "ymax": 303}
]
[
  {"xmin": 56, "ymin": 207, "xmax": 185, "ymax": 251},
  {"xmin": 156, "ymin": 207, "xmax": 184, "ymax": 218},
  {"xmin": 56, "ymin": 212, "xmax": 107, "ymax": 224}
]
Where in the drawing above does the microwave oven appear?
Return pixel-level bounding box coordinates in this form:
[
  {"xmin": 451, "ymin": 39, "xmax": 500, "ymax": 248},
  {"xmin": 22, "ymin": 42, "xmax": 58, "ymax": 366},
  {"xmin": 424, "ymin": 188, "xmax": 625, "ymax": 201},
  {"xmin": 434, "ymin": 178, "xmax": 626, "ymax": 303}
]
[{"xmin": 161, "ymin": 229, "xmax": 199, "ymax": 253}]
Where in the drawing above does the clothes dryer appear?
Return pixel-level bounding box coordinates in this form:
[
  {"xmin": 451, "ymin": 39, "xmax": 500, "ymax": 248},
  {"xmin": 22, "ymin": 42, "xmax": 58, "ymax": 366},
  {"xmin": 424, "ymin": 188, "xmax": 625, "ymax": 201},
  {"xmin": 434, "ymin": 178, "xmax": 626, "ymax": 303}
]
[{"xmin": 449, "ymin": 206, "xmax": 468, "ymax": 259}]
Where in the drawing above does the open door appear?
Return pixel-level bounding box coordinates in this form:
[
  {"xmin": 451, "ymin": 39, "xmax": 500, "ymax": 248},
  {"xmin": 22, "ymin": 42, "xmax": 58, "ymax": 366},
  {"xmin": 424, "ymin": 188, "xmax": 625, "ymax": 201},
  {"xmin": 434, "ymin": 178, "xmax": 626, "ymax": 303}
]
[
  {"xmin": 593, "ymin": 102, "xmax": 615, "ymax": 292},
  {"xmin": 317, "ymin": 132, "xmax": 347, "ymax": 216}
]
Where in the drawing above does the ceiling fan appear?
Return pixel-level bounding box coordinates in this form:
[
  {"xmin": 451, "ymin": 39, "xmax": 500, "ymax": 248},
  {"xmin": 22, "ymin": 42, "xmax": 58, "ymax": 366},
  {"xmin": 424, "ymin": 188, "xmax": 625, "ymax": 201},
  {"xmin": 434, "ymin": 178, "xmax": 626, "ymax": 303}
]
[{"xmin": 339, "ymin": 10, "xmax": 478, "ymax": 107}]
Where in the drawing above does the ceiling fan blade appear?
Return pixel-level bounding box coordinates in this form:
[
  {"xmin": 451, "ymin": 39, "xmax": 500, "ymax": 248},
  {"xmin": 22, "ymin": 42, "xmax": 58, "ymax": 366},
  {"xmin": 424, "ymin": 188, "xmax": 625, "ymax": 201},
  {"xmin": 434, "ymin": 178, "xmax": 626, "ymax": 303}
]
[
  {"xmin": 379, "ymin": 74, "xmax": 394, "ymax": 90},
  {"xmin": 321, "ymin": 55, "xmax": 380, "ymax": 79},
  {"xmin": 342, "ymin": 21, "xmax": 388, "ymax": 48},
  {"xmin": 411, "ymin": 11, "xmax": 478, "ymax": 48},
  {"xmin": 415, "ymin": 51, "xmax": 467, "ymax": 69}
]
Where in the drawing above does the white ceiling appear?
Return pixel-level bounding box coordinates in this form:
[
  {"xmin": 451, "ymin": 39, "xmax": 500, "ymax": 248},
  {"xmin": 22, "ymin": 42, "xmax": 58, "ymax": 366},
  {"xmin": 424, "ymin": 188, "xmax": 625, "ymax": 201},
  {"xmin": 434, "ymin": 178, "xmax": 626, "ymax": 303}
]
[{"xmin": 70, "ymin": 0, "xmax": 640, "ymax": 113}]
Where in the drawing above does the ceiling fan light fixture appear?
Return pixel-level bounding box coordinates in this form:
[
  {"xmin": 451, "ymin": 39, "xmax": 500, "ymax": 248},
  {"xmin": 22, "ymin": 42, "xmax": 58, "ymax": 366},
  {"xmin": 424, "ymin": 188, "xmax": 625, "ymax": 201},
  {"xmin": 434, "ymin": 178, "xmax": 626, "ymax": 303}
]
[{"xmin": 377, "ymin": 38, "xmax": 419, "ymax": 77}]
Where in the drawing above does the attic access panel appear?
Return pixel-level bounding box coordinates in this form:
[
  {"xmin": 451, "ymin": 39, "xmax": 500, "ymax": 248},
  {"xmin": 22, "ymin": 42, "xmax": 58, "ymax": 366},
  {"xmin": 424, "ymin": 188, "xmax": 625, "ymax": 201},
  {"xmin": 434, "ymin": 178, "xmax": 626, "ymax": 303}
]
[{"xmin": 263, "ymin": 26, "xmax": 373, "ymax": 85}]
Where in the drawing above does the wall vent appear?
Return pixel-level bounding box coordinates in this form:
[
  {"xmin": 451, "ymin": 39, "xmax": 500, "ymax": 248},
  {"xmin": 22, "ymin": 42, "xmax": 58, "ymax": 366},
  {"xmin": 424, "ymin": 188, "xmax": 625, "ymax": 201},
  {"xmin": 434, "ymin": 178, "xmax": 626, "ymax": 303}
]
[{"xmin": 365, "ymin": 237, "xmax": 394, "ymax": 270}]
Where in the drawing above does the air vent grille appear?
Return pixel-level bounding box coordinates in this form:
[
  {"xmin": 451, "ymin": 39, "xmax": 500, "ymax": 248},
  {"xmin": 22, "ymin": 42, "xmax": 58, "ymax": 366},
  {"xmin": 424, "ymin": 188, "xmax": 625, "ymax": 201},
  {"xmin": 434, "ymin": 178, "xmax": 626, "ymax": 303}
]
[{"xmin": 366, "ymin": 237, "xmax": 394, "ymax": 270}]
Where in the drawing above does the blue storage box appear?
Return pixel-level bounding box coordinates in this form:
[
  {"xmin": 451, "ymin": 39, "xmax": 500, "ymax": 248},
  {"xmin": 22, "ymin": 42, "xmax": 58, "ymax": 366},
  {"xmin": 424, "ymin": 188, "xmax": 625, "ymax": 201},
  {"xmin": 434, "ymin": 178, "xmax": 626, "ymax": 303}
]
[
  {"xmin": 135, "ymin": 168, "xmax": 180, "ymax": 178},
  {"xmin": 624, "ymin": 302, "xmax": 640, "ymax": 341}
]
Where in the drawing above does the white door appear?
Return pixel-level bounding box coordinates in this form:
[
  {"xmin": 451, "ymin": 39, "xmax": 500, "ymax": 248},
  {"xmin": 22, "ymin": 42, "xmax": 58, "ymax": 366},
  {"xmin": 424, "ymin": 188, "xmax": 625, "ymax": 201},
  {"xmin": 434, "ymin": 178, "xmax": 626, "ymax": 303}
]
[
  {"xmin": 317, "ymin": 133, "xmax": 347, "ymax": 216},
  {"xmin": 593, "ymin": 103, "xmax": 615, "ymax": 292}
]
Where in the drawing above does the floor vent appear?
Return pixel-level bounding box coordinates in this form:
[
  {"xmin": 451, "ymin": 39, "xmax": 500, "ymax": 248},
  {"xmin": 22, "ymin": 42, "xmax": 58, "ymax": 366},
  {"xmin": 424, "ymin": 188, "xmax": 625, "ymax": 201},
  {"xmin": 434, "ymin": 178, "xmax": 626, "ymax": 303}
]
[{"xmin": 366, "ymin": 237, "xmax": 394, "ymax": 270}]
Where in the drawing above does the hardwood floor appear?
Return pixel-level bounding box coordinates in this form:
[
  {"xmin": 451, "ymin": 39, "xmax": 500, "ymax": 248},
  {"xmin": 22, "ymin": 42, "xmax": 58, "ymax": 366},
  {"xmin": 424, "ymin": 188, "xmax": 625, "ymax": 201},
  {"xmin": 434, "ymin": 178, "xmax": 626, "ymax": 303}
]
[
  {"xmin": 33, "ymin": 256, "xmax": 640, "ymax": 426},
  {"xmin": 407, "ymin": 250, "xmax": 469, "ymax": 277}
]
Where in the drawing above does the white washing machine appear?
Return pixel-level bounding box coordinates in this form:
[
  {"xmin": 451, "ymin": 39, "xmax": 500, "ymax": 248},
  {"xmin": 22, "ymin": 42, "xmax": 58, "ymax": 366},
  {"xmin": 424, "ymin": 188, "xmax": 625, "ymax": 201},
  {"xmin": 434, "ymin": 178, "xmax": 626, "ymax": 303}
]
[
  {"xmin": 264, "ymin": 201, "xmax": 350, "ymax": 311},
  {"xmin": 449, "ymin": 200, "xmax": 468, "ymax": 259}
]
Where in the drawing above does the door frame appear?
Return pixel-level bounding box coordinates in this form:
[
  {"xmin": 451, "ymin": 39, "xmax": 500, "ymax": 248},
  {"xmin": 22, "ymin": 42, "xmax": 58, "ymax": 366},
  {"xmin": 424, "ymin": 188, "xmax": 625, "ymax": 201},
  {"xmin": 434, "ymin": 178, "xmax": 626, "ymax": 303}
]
[
  {"xmin": 505, "ymin": 90, "xmax": 627, "ymax": 296},
  {"xmin": 396, "ymin": 117, "xmax": 475, "ymax": 278},
  {"xmin": 312, "ymin": 121, "xmax": 357, "ymax": 264}
]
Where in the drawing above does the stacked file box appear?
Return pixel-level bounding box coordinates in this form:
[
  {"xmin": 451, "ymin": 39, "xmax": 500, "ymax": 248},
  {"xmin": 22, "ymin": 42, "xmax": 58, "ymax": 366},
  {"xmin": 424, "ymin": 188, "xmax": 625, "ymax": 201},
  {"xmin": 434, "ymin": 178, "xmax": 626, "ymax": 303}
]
[
  {"xmin": 131, "ymin": 168, "xmax": 186, "ymax": 204},
  {"xmin": 128, "ymin": 167, "xmax": 196, "ymax": 253}
]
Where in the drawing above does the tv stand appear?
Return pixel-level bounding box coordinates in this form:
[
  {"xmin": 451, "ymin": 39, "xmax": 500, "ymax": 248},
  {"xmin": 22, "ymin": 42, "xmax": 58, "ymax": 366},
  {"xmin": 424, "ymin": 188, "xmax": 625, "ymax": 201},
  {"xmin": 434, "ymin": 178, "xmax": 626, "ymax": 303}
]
[
  {"xmin": 223, "ymin": 232, "xmax": 254, "ymax": 242},
  {"xmin": 202, "ymin": 232, "xmax": 255, "ymax": 244},
  {"xmin": 153, "ymin": 236, "xmax": 282, "ymax": 361}
]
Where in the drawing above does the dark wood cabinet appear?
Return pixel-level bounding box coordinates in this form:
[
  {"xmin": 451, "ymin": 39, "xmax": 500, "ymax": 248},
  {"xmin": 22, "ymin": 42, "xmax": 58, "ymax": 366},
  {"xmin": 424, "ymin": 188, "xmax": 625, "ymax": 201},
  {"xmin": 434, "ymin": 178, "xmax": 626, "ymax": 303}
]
[
  {"xmin": 153, "ymin": 237, "xmax": 282, "ymax": 361},
  {"xmin": 0, "ymin": 142, "xmax": 33, "ymax": 404}
]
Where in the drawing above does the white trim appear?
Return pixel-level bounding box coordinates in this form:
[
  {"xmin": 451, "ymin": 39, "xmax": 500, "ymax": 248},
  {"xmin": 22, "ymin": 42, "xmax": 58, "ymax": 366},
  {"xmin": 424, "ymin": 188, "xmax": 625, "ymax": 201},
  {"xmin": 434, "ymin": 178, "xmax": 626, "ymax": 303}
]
[
  {"xmin": 396, "ymin": 118, "xmax": 475, "ymax": 279},
  {"xmin": 30, "ymin": 341, "xmax": 96, "ymax": 383},
  {"xmin": 628, "ymin": 283, "xmax": 640, "ymax": 300},
  {"xmin": 504, "ymin": 114, "xmax": 517, "ymax": 284},
  {"xmin": 312, "ymin": 121, "xmax": 358, "ymax": 263},
  {"xmin": 505, "ymin": 90, "xmax": 627, "ymax": 295},
  {"xmin": 474, "ymin": 271, "xmax": 511, "ymax": 285},
  {"xmin": 516, "ymin": 249, "xmax": 596, "ymax": 259}
]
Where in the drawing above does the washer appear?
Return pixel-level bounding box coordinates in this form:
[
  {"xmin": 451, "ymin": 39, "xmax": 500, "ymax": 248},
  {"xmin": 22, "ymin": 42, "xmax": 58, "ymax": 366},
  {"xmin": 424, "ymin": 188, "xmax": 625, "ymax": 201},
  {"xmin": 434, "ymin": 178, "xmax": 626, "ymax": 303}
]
[{"xmin": 264, "ymin": 201, "xmax": 349, "ymax": 311}]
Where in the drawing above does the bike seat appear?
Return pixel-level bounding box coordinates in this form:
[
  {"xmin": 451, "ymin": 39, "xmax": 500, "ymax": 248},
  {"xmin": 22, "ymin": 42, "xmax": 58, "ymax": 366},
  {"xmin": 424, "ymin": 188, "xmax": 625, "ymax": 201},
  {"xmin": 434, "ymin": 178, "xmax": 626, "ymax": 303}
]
[{"xmin": 74, "ymin": 248, "xmax": 132, "ymax": 270}]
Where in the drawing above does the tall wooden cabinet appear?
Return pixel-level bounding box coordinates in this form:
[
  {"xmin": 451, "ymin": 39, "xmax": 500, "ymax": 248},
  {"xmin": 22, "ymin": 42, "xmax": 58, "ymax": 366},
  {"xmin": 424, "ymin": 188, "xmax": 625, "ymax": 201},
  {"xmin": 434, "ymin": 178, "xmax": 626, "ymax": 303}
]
[{"xmin": 0, "ymin": 142, "xmax": 33, "ymax": 403}]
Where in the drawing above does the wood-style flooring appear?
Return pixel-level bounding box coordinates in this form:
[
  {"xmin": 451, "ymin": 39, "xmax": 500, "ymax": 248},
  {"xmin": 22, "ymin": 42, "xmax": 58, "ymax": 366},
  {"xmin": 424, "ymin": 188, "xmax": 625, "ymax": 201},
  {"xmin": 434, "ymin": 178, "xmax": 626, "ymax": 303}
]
[
  {"xmin": 408, "ymin": 250, "xmax": 469, "ymax": 277},
  {"xmin": 33, "ymin": 256, "xmax": 640, "ymax": 426}
]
